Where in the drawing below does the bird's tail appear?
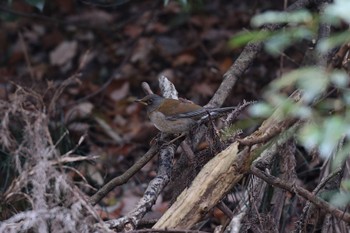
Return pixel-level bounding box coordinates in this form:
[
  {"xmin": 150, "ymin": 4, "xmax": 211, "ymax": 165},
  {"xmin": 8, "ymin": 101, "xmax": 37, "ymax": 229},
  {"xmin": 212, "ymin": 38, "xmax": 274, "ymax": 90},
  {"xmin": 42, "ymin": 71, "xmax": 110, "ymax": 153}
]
[
  {"xmin": 166, "ymin": 106, "xmax": 236, "ymax": 120},
  {"xmin": 199, "ymin": 106, "xmax": 236, "ymax": 120}
]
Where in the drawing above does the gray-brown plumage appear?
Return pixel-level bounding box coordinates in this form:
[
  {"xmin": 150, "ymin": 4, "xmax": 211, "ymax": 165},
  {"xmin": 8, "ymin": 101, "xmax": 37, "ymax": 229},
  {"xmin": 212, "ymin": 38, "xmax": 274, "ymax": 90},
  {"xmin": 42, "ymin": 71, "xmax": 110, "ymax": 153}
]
[{"xmin": 136, "ymin": 94, "xmax": 236, "ymax": 134}]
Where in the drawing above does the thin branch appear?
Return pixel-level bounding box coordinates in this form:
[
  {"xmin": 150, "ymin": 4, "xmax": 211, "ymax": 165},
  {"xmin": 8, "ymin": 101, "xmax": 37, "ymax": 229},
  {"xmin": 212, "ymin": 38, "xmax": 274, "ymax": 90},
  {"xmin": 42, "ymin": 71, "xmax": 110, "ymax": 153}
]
[
  {"xmin": 217, "ymin": 202, "xmax": 234, "ymax": 219},
  {"xmin": 206, "ymin": 0, "xmax": 329, "ymax": 108},
  {"xmin": 238, "ymin": 118, "xmax": 298, "ymax": 146},
  {"xmin": 105, "ymin": 142, "xmax": 178, "ymax": 230},
  {"xmin": 89, "ymin": 144, "xmax": 159, "ymax": 206},
  {"xmin": 206, "ymin": 40, "xmax": 263, "ymax": 108},
  {"xmin": 250, "ymin": 166, "xmax": 350, "ymax": 223},
  {"xmin": 128, "ymin": 229, "xmax": 210, "ymax": 233}
]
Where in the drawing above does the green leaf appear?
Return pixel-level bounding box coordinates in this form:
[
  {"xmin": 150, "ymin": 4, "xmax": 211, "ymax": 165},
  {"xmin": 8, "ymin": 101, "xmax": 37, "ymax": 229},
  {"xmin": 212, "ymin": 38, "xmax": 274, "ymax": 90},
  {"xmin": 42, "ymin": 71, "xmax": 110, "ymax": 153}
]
[
  {"xmin": 264, "ymin": 27, "xmax": 314, "ymax": 56},
  {"xmin": 248, "ymin": 102, "xmax": 274, "ymax": 117},
  {"xmin": 298, "ymin": 123, "xmax": 321, "ymax": 151},
  {"xmin": 330, "ymin": 70, "xmax": 349, "ymax": 88},
  {"xmin": 298, "ymin": 72, "xmax": 328, "ymax": 103},
  {"xmin": 270, "ymin": 67, "xmax": 328, "ymax": 103},
  {"xmin": 317, "ymin": 31, "xmax": 350, "ymax": 53},
  {"xmin": 330, "ymin": 191, "xmax": 350, "ymax": 207},
  {"xmin": 342, "ymin": 91, "xmax": 350, "ymax": 105},
  {"xmin": 251, "ymin": 10, "xmax": 313, "ymax": 27},
  {"xmin": 179, "ymin": 0, "xmax": 188, "ymax": 5},
  {"xmin": 264, "ymin": 93, "xmax": 291, "ymax": 110},
  {"xmin": 333, "ymin": 143, "xmax": 350, "ymax": 170},
  {"xmin": 319, "ymin": 116, "xmax": 347, "ymax": 158},
  {"xmin": 324, "ymin": 0, "xmax": 350, "ymax": 25},
  {"xmin": 264, "ymin": 33, "xmax": 291, "ymax": 56},
  {"xmin": 229, "ymin": 30, "xmax": 271, "ymax": 48},
  {"xmin": 271, "ymin": 67, "xmax": 319, "ymax": 90},
  {"xmin": 290, "ymin": 104, "xmax": 312, "ymax": 119},
  {"xmin": 25, "ymin": 0, "xmax": 45, "ymax": 11},
  {"xmin": 342, "ymin": 180, "xmax": 350, "ymax": 191}
]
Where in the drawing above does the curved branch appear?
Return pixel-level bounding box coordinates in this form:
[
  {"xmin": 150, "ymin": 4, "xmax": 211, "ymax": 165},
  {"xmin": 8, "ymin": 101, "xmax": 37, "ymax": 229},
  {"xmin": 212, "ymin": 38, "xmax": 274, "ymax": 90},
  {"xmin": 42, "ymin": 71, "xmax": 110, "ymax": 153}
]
[{"xmin": 89, "ymin": 144, "xmax": 159, "ymax": 206}]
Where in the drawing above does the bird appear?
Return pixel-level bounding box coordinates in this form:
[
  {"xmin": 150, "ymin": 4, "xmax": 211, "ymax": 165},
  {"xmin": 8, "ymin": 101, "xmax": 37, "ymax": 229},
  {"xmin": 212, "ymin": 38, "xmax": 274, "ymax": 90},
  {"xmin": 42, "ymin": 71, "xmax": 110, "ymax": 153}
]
[{"xmin": 136, "ymin": 94, "xmax": 236, "ymax": 134}]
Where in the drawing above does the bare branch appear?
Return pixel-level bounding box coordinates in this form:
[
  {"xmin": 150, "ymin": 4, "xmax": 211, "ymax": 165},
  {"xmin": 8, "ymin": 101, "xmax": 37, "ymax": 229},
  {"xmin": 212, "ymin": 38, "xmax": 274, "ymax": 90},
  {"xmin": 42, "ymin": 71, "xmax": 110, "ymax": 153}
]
[
  {"xmin": 89, "ymin": 145, "xmax": 159, "ymax": 206},
  {"xmin": 250, "ymin": 166, "xmax": 350, "ymax": 223}
]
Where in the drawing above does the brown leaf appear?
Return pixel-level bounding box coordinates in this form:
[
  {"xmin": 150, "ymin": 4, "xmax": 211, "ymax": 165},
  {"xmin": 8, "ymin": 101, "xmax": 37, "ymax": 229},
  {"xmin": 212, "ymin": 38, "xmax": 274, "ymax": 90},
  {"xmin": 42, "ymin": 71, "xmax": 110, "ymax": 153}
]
[
  {"xmin": 192, "ymin": 82, "xmax": 215, "ymax": 97},
  {"xmin": 130, "ymin": 38, "xmax": 153, "ymax": 63},
  {"xmin": 50, "ymin": 41, "xmax": 77, "ymax": 66},
  {"xmin": 66, "ymin": 9, "xmax": 114, "ymax": 26},
  {"xmin": 172, "ymin": 53, "xmax": 196, "ymax": 66},
  {"xmin": 124, "ymin": 24, "xmax": 143, "ymax": 38}
]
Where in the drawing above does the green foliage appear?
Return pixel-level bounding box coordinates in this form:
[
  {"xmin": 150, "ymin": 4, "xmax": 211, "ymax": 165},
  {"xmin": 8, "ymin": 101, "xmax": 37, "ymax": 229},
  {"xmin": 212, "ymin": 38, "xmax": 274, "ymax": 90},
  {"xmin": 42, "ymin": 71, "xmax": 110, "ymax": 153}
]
[
  {"xmin": 230, "ymin": 2, "xmax": 350, "ymax": 56},
  {"xmin": 264, "ymin": 27, "xmax": 314, "ymax": 56},
  {"xmin": 271, "ymin": 68, "xmax": 329, "ymax": 103},
  {"xmin": 251, "ymin": 10, "xmax": 313, "ymax": 26},
  {"xmin": 163, "ymin": 0, "xmax": 204, "ymax": 12},
  {"xmin": 229, "ymin": 0, "xmax": 350, "ymax": 55},
  {"xmin": 298, "ymin": 115, "xmax": 347, "ymax": 158},
  {"xmin": 0, "ymin": 11, "xmax": 16, "ymax": 21},
  {"xmin": 320, "ymin": 1, "xmax": 350, "ymax": 51},
  {"xmin": 25, "ymin": 0, "xmax": 45, "ymax": 11},
  {"xmin": 323, "ymin": 0, "xmax": 350, "ymax": 25},
  {"xmin": 250, "ymin": 66, "xmax": 350, "ymax": 161},
  {"xmin": 164, "ymin": 0, "xmax": 188, "ymax": 6},
  {"xmin": 229, "ymin": 30, "xmax": 271, "ymax": 48},
  {"xmin": 0, "ymin": 0, "xmax": 46, "ymax": 21},
  {"xmin": 236, "ymin": 1, "xmax": 350, "ymax": 208},
  {"xmin": 243, "ymin": 0, "xmax": 350, "ymax": 159},
  {"xmin": 249, "ymin": 102, "xmax": 274, "ymax": 118},
  {"xmin": 317, "ymin": 31, "xmax": 350, "ymax": 53},
  {"xmin": 329, "ymin": 190, "xmax": 350, "ymax": 207},
  {"xmin": 230, "ymin": 10, "xmax": 317, "ymax": 55}
]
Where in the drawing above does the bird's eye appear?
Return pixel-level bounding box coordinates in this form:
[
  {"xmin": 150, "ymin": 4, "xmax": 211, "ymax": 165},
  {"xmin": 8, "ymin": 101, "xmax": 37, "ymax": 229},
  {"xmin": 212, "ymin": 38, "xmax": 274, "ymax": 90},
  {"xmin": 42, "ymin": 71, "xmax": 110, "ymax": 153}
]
[{"xmin": 147, "ymin": 99, "xmax": 152, "ymax": 104}]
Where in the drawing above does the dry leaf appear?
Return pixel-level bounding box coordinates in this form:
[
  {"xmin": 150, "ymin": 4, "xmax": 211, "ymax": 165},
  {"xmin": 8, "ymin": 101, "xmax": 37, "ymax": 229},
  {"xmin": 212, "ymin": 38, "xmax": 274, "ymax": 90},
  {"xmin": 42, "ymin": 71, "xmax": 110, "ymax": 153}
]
[
  {"xmin": 172, "ymin": 53, "xmax": 196, "ymax": 66},
  {"xmin": 50, "ymin": 41, "xmax": 78, "ymax": 66},
  {"xmin": 110, "ymin": 82, "xmax": 129, "ymax": 101}
]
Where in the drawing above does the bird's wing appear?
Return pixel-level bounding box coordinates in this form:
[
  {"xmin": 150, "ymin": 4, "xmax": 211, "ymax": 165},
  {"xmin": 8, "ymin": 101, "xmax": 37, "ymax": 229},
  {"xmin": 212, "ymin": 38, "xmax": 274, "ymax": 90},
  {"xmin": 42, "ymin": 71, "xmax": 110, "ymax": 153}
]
[
  {"xmin": 160, "ymin": 99, "xmax": 203, "ymax": 117},
  {"xmin": 166, "ymin": 108, "xmax": 209, "ymax": 120},
  {"xmin": 166, "ymin": 106, "xmax": 236, "ymax": 120}
]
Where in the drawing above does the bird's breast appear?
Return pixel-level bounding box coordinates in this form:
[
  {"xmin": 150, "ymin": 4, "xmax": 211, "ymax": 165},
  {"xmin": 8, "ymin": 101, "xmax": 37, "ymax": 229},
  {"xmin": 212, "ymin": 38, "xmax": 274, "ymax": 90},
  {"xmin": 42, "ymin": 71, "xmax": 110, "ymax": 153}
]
[{"xmin": 148, "ymin": 111, "xmax": 195, "ymax": 134}]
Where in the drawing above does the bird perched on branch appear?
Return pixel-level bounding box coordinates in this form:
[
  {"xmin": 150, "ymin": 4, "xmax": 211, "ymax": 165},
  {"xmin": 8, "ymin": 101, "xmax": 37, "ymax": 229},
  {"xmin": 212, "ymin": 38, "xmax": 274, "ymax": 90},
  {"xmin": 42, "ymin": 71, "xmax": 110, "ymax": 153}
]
[{"xmin": 136, "ymin": 94, "xmax": 236, "ymax": 134}]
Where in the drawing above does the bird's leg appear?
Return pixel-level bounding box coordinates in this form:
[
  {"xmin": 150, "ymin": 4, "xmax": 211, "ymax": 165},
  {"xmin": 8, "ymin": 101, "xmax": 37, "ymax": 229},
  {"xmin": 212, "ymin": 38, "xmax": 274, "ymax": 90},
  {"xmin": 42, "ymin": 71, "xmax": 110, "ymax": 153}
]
[
  {"xmin": 180, "ymin": 140, "xmax": 195, "ymax": 165},
  {"xmin": 205, "ymin": 110, "xmax": 221, "ymax": 136},
  {"xmin": 163, "ymin": 133, "xmax": 195, "ymax": 165},
  {"xmin": 152, "ymin": 132, "xmax": 179, "ymax": 146},
  {"xmin": 150, "ymin": 132, "xmax": 162, "ymax": 145},
  {"xmin": 205, "ymin": 110, "xmax": 224, "ymax": 153}
]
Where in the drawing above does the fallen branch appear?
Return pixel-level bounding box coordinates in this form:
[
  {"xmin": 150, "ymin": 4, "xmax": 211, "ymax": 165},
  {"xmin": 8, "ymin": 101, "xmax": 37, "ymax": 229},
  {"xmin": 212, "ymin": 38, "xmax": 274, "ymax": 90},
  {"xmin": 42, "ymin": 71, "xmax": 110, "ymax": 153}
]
[{"xmin": 153, "ymin": 142, "xmax": 244, "ymax": 229}]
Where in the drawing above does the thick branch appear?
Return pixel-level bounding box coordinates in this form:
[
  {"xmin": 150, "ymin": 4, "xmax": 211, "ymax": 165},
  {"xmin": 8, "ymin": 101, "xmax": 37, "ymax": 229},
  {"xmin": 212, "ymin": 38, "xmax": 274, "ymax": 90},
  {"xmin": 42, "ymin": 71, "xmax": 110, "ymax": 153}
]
[{"xmin": 153, "ymin": 143, "xmax": 244, "ymax": 229}]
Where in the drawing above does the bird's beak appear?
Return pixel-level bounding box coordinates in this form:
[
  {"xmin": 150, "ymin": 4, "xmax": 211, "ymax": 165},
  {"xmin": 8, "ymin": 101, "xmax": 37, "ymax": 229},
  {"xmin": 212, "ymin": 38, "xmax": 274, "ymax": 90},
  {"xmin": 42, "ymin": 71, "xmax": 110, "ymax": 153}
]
[{"xmin": 135, "ymin": 98, "xmax": 147, "ymax": 105}]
